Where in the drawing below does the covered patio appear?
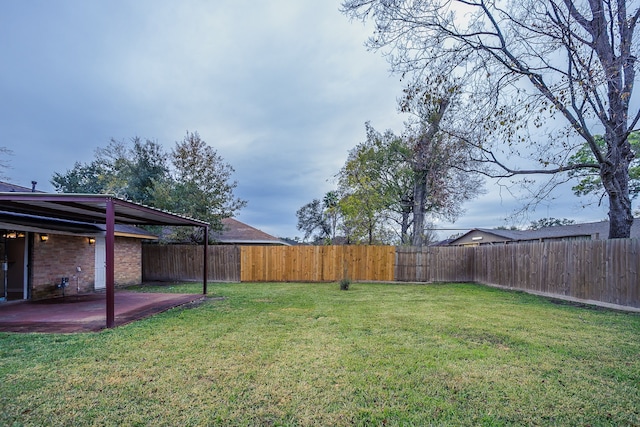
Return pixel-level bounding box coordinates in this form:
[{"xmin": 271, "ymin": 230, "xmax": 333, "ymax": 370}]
[
  {"xmin": 0, "ymin": 193, "xmax": 210, "ymax": 331},
  {"xmin": 0, "ymin": 291, "xmax": 204, "ymax": 333}
]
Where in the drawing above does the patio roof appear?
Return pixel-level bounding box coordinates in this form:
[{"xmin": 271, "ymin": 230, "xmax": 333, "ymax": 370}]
[
  {"xmin": 0, "ymin": 193, "xmax": 210, "ymax": 329},
  {"xmin": 0, "ymin": 193, "xmax": 208, "ymax": 227}
]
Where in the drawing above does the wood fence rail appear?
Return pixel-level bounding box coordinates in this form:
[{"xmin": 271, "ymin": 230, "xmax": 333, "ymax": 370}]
[{"xmin": 142, "ymin": 239, "xmax": 640, "ymax": 310}]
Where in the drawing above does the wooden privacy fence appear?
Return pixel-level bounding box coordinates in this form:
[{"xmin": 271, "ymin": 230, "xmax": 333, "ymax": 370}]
[
  {"xmin": 396, "ymin": 239, "xmax": 640, "ymax": 310},
  {"xmin": 472, "ymin": 239, "xmax": 639, "ymax": 309},
  {"xmin": 143, "ymin": 245, "xmax": 240, "ymax": 282},
  {"xmin": 395, "ymin": 246, "xmax": 476, "ymax": 282},
  {"xmin": 142, "ymin": 245, "xmax": 395, "ymax": 283},
  {"xmin": 240, "ymin": 245, "xmax": 395, "ymax": 282},
  {"xmin": 142, "ymin": 239, "xmax": 639, "ymax": 310}
]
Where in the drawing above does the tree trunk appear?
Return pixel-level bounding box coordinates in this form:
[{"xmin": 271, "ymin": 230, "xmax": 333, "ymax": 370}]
[
  {"xmin": 412, "ymin": 171, "xmax": 427, "ymax": 246},
  {"xmin": 410, "ymin": 96, "xmax": 450, "ymax": 246},
  {"xmin": 400, "ymin": 197, "xmax": 412, "ymax": 245},
  {"xmin": 602, "ymin": 133, "xmax": 634, "ymax": 238}
]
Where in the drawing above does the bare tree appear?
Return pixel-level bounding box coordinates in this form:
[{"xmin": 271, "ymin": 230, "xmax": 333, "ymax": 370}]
[
  {"xmin": 342, "ymin": 0, "xmax": 640, "ymax": 238},
  {"xmin": 403, "ymin": 79, "xmax": 484, "ymax": 246}
]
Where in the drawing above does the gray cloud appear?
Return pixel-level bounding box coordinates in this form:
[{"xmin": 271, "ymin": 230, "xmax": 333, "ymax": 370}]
[{"xmin": 1, "ymin": 1, "xmax": 614, "ymax": 239}]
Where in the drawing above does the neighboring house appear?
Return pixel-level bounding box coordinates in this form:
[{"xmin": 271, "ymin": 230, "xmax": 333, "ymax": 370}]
[
  {"xmin": 0, "ymin": 183, "xmax": 159, "ymax": 301},
  {"xmin": 448, "ymin": 219, "xmax": 640, "ymax": 246},
  {"xmin": 0, "ymin": 181, "xmax": 41, "ymax": 193},
  {"xmin": 211, "ymin": 218, "xmax": 290, "ymax": 246}
]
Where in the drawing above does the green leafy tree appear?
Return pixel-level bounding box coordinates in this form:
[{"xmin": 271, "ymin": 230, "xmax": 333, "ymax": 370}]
[
  {"xmin": 121, "ymin": 138, "xmax": 169, "ymax": 205},
  {"xmin": 528, "ymin": 218, "xmax": 575, "ymax": 230},
  {"xmin": 296, "ymin": 198, "xmax": 331, "ymax": 243},
  {"xmin": 52, "ymin": 132, "xmax": 246, "ymax": 240},
  {"xmin": 339, "ymin": 112, "xmax": 483, "ymax": 246},
  {"xmin": 342, "ymin": 0, "xmax": 640, "ymax": 238},
  {"xmin": 51, "ymin": 137, "xmax": 168, "ymax": 204},
  {"xmin": 339, "ymin": 190, "xmax": 389, "ymax": 245},
  {"xmin": 51, "ymin": 160, "xmax": 109, "ymax": 194},
  {"xmin": 569, "ymin": 133, "xmax": 640, "ymax": 204},
  {"xmin": 152, "ymin": 131, "xmax": 246, "ymax": 234},
  {"xmin": 338, "ymin": 123, "xmax": 413, "ymax": 244}
]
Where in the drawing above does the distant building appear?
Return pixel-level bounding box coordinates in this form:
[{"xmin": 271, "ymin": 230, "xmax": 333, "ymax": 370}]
[
  {"xmin": 0, "ymin": 181, "xmax": 41, "ymax": 193},
  {"xmin": 211, "ymin": 218, "xmax": 289, "ymax": 246},
  {"xmin": 448, "ymin": 219, "xmax": 640, "ymax": 246}
]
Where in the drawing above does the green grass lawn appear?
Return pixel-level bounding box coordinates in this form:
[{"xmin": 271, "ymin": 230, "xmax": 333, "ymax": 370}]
[{"xmin": 1, "ymin": 282, "xmax": 639, "ymax": 426}]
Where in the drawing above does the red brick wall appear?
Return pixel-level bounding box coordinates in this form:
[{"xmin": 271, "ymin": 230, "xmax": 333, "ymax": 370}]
[
  {"xmin": 31, "ymin": 234, "xmax": 142, "ymax": 299},
  {"xmin": 32, "ymin": 234, "xmax": 96, "ymax": 299},
  {"xmin": 115, "ymin": 237, "xmax": 141, "ymax": 286}
]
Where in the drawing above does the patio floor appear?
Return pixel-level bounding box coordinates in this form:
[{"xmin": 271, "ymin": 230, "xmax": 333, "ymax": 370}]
[{"xmin": 0, "ymin": 291, "xmax": 205, "ymax": 333}]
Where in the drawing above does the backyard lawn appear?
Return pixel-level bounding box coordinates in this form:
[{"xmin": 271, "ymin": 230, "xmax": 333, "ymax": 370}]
[{"xmin": 1, "ymin": 282, "xmax": 639, "ymax": 426}]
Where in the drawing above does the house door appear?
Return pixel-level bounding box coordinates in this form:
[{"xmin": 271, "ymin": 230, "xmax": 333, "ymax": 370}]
[
  {"xmin": 0, "ymin": 233, "xmax": 27, "ymax": 301},
  {"xmin": 94, "ymin": 236, "xmax": 106, "ymax": 290}
]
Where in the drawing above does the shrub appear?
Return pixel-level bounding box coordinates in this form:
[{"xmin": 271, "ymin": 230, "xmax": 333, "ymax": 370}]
[{"xmin": 339, "ymin": 278, "xmax": 350, "ymax": 291}]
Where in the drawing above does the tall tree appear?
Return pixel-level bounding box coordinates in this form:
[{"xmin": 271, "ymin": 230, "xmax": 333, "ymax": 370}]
[
  {"xmin": 342, "ymin": 0, "xmax": 640, "ymax": 238},
  {"xmin": 296, "ymin": 198, "xmax": 331, "ymax": 243},
  {"xmin": 338, "ymin": 125, "xmax": 411, "ymax": 244},
  {"xmin": 339, "ymin": 115, "xmax": 482, "ymax": 246},
  {"xmin": 52, "ymin": 132, "xmax": 246, "ymax": 236},
  {"xmin": 153, "ymin": 131, "xmax": 246, "ymax": 230},
  {"xmin": 406, "ymin": 84, "xmax": 454, "ymax": 246},
  {"xmin": 51, "ymin": 137, "xmax": 168, "ymax": 204},
  {"xmin": 403, "ymin": 80, "xmax": 484, "ymax": 246}
]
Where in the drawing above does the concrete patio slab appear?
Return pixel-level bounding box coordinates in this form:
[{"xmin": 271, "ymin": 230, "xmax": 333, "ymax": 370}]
[{"xmin": 0, "ymin": 291, "xmax": 204, "ymax": 333}]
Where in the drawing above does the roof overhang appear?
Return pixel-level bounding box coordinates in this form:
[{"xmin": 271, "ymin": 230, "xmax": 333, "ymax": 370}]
[{"xmin": 0, "ymin": 193, "xmax": 209, "ymax": 227}]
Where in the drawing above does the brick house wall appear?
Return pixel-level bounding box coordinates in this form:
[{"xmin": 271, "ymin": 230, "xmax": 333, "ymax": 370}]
[
  {"xmin": 115, "ymin": 237, "xmax": 141, "ymax": 286},
  {"xmin": 32, "ymin": 234, "xmax": 96, "ymax": 299},
  {"xmin": 31, "ymin": 234, "xmax": 143, "ymax": 299}
]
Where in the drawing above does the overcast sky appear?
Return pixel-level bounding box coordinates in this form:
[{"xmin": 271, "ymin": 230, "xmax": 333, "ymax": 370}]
[{"xmin": 1, "ymin": 1, "xmax": 615, "ymax": 239}]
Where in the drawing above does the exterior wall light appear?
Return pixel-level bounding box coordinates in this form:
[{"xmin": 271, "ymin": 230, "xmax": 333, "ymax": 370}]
[
  {"xmin": 39, "ymin": 234, "xmax": 49, "ymax": 242},
  {"xmin": 88, "ymin": 237, "xmax": 96, "ymax": 244}
]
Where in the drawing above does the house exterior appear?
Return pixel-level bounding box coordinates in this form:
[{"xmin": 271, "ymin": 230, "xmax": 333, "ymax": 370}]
[
  {"xmin": 210, "ymin": 217, "xmax": 290, "ymax": 245},
  {"xmin": 448, "ymin": 219, "xmax": 640, "ymax": 246},
  {"xmin": 1, "ymin": 211, "xmax": 158, "ymax": 301},
  {"xmin": 0, "ymin": 191, "xmax": 209, "ymax": 329},
  {"xmin": 0, "ymin": 183, "xmax": 158, "ymax": 301}
]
